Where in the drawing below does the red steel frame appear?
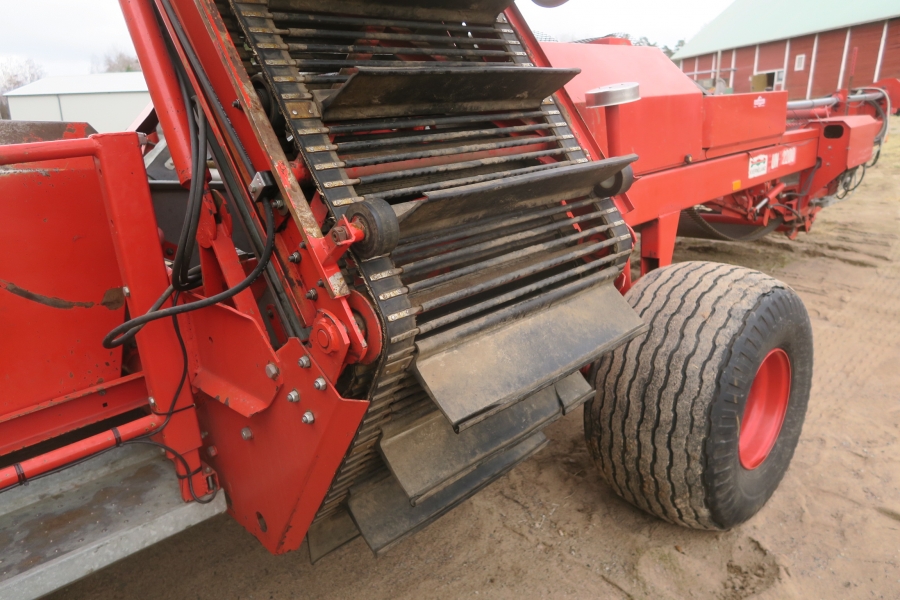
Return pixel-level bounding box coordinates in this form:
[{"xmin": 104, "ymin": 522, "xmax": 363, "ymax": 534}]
[{"xmin": 0, "ymin": 0, "xmax": 895, "ymax": 556}]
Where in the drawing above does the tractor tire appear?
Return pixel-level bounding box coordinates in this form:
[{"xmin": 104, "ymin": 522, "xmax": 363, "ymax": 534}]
[{"xmin": 584, "ymin": 261, "xmax": 813, "ymax": 530}]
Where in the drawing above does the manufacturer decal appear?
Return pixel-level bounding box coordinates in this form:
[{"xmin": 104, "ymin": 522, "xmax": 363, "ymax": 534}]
[
  {"xmin": 753, "ymin": 96, "xmax": 766, "ymax": 108},
  {"xmin": 749, "ymin": 154, "xmax": 768, "ymax": 178}
]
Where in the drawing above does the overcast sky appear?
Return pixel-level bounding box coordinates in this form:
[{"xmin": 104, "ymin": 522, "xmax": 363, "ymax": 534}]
[{"xmin": 0, "ymin": 0, "xmax": 733, "ymax": 77}]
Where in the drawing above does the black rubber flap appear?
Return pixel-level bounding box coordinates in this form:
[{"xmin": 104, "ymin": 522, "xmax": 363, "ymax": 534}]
[
  {"xmin": 413, "ymin": 282, "xmax": 645, "ymax": 431},
  {"xmin": 398, "ymin": 155, "xmax": 637, "ymax": 234},
  {"xmin": 349, "ymin": 432, "xmax": 547, "ymax": 554},
  {"xmin": 320, "ymin": 66, "xmax": 580, "ymax": 121},
  {"xmin": 267, "ymin": 0, "xmax": 516, "ymax": 23},
  {"xmin": 379, "ymin": 376, "xmax": 578, "ymax": 505}
]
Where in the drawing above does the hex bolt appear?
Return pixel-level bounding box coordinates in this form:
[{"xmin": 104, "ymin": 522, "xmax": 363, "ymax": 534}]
[
  {"xmin": 298, "ymin": 355, "xmax": 311, "ymax": 368},
  {"xmin": 240, "ymin": 427, "xmax": 253, "ymax": 441},
  {"xmin": 302, "ymin": 411, "xmax": 315, "ymax": 425},
  {"xmin": 265, "ymin": 363, "xmax": 280, "ymax": 379},
  {"xmin": 148, "ymin": 396, "xmax": 157, "ymax": 410},
  {"xmin": 207, "ymin": 446, "xmax": 218, "ymax": 457},
  {"xmin": 306, "ymin": 289, "xmax": 318, "ymax": 301},
  {"xmin": 287, "ymin": 389, "xmax": 300, "ymax": 403},
  {"xmin": 289, "ymin": 251, "xmax": 301, "ymax": 263},
  {"xmin": 272, "ymin": 198, "xmax": 285, "ymax": 210},
  {"xmin": 317, "ymin": 279, "xmax": 325, "ymax": 288},
  {"xmin": 314, "ymin": 377, "xmax": 327, "ymax": 391},
  {"xmin": 122, "ymin": 286, "xmax": 131, "ymax": 297}
]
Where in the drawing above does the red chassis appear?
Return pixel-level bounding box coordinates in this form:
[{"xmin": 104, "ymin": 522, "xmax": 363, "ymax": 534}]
[{"xmin": 0, "ymin": 0, "xmax": 893, "ymax": 560}]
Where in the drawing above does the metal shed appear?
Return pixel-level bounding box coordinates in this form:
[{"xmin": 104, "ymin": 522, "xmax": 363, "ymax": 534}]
[{"xmin": 5, "ymin": 73, "xmax": 150, "ymax": 133}]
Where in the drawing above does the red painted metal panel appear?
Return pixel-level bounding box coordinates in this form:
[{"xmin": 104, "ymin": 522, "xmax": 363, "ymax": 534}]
[
  {"xmin": 786, "ymin": 35, "xmax": 816, "ymax": 100},
  {"xmin": 0, "ymin": 374, "xmax": 147, "ymax": 456},
  {"xmin": 757, "ymin": 40, "xmax": 787, "ymax": 72},
  {"xmin": 541, "ymin": 42, "xmax": 703, "ymax": 174},
  {"xmin": 0, "ymin": 157, "xmax": 126, "ymax": 421},
  {"xmin": 702, "ymin": 92, "xmax": 788, "ymax": 150},
  {"xmin": 880, "ymin": 19, "xmax": 900, "ymax": 80},
  {"xmin": 812, "ymin": 29, "xmax": 848, "ymax": 97},
  {"xmin": 849, "ymin": 21, "xmax": 888, "ymax": 87},
  {"xmin": 733, "ymin": 46, "xmax": 756, "ymax": 93}
]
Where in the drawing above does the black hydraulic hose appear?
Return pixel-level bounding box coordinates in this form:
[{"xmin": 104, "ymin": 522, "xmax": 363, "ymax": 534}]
[
  {"xmin": 102, "ymin": 199, "xmax": 276, "ymax": 349},
  {"xmin": 172, "ymin": 107, "xmax": 207, "ymax": 291}
]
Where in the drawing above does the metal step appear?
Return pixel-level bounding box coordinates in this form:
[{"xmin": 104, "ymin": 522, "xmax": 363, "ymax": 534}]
[
  {"xmin": 348, "ymin": 431, "xmax": 547, "ymax": 554},
  {"xmin": 413, "ymin": 281, "xmax": 645, "ymax": 430},
  {"xmin": 0, "ymin": 445, "xmax": 225, "ymax": 600},
  {"xmin": 378, "ymin": 371, "xmax": 590, "ymax": 505}
]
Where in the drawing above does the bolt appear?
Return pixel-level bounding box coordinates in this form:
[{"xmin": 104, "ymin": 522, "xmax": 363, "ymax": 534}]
[
  {"xmin": 298, "ymin": 355, "xmax": 311, "ymax": 368},
  {"xmin": 204, "ymin": 466, "xmax": 213, "ymax": 474},
  {"xmin": 291, "ymin": 110, "xmax": 298, "ymax": 115},
  {"xmin": 148, "ymin": 396, "xmax": 156, "ymax": 410},
  {"xmin": 272, "ymin": 198, "xmax": 285, "ymax": 209},
  {"xmin": 302, "ymin": 411, "xmax": 315, "ymax": 424},
  {"xmin": 306, "ymin": 289, "xmax": 318, "ymax": 301},
  {"xmin": 265, "ymin": 363, "xmax": 280, "ymax": 379},
  {"xmin": 289, "ymin": 251, "xmax": 301, "ymax": 263},
  {"xmin": 241, "ymin": 427, "xmax": 253, "ymax": 441},
  {"xmin": 299, "ymin": 241, "xmax": 307, "ymax": 249},
  {"xmin": 287, "ymin": 389, "xmax": 300, "ymax": 403},
  {"xmin": 207, "ymin": 446, "xmax": 218, "ymax": 457},
  {"xmin": 122, "ymin": 286, "xmax": 131, "ymax": 297},
  {"xmin": 317, "ymin": 279, "xmax": 325, "ymax": 288},
  {"xmin": 314, "ymin": 377, "xmax": 327, "ymax": 391}
]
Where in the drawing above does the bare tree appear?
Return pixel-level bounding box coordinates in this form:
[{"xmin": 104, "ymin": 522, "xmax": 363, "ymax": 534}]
[
  {"xmin": 0, "ymin": 57, "xmax": 46, "ymax": 120},
  {"xmin": 91, "ymin": 49, "xmax": 142, "ymax": 74}
]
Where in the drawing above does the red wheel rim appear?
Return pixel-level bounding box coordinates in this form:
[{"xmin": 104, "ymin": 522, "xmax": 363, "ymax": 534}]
[{"xmin": 739, "ymin": 348, "xmax": 791, "ymax": 470}]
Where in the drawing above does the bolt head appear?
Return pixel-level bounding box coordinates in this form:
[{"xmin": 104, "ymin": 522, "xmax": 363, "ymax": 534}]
[
  {"xmin": 302, "ymin": 411, "xmax": 315, "ymax": 424},
  {"xmin": 287, "ymin": 389, "xmax": 300, "ymax": 403},
  {"xmin": 314, "ymin": 377, "xmax": 327, "ymax": 391},
  {"xmin": 207, "ymin": 445, "xmax": 218, "ymax": 457},
  {"xmin": 240, "ymin": 427, "xmax": 253, "ymax": 441},
  {"xmin": 298, "ymin": 355, "xmax": 311, "ymax": 368},
  {"xmin": 265, "ymin": 363, "xmax": 280, "ymax": 379},
  {"xmin": 306, "ymin": 289, "xmax": 318, "ymax": 301},
  {"xmin": 289, "ymin": 251, "xmax": 301, "ymax": 263},
  {"xmin": 122, "ymin": 286, "xmax": 131, "ymax": 297}
]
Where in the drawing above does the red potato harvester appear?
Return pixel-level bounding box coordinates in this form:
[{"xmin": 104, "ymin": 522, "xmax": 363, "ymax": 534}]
[{"xmin": 0, "ymin": 1, "xmax": 895, "ymax": 597}]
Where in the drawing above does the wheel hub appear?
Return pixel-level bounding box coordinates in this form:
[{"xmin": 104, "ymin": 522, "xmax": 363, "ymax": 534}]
[{"xmin": 739, "ymin": 348, "xmax": 792, "ymax": 470}]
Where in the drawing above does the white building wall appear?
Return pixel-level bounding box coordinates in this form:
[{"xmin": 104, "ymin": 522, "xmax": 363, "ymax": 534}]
[
  {"xmin": 8, "ymin": 91, "xmax": 151, "ymax": 133},
  {"xmin": 7, "ymin": 95, "xmax": 62, "ymax": 122}
]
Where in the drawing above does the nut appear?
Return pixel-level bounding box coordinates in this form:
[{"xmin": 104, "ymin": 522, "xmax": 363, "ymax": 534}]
[
  {"xmin": 298, "ymin": 355, "xmax": 311, "ymax": 368},
  {"xmin": 302, "ymin": 411, "xmax": 315, "ymax": 425},
  {"xmin": 314, "ymin": 377, "xmax": 327, "ymax": 391},
  {"xmin": 331, "ymin": 226, "xmax": 351, "ymax": 243},
  {"xmin": 240, "ymin": 427, "xmax": 253, "ymax": 441},
  {"xmin": 289, "ymin": 251, "xmax": 301, "ymax": 263},
  {"xmin": 206, "ymin": 445, "xmax": 218, "ymax": 457},
  {"xmin": 287, "ymin": 389, "xmax": 300, "ymax": 403}
]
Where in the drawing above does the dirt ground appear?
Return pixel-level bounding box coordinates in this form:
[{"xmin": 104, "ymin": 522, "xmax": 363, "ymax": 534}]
[{"xmin": 51, "ymin": 124, "xmax": 900, "ymax": 600}]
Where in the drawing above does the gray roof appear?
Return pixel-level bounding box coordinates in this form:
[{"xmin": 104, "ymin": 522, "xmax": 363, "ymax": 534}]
[
  {"xmin": 672, "ymin": 0, "xmax": 900, "ymax": 60},
  {"xmin": 5, "ymin": 73, "xmax": 147, "ymax": 97}
]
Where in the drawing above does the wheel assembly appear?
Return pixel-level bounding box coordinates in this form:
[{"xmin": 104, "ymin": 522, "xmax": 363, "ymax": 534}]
[{"xmin": 584, "ymin": 261, "xmax": 813, "ymax": 529}]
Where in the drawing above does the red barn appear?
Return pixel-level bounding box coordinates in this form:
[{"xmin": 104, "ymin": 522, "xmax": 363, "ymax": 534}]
[{"xmin": 671, "ymin": 0, "xmax": 900, "ymax": 100}]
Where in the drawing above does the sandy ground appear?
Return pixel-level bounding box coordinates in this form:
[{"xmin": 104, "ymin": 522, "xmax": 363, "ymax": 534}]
[{"xmin": 50, "ymin": 125, "xmax": 900, "ymax": 600}]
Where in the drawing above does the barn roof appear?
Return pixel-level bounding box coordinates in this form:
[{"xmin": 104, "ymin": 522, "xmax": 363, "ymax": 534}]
[
  {"xmin": 672, "ymin": 0, "xmax": 900, "ymax": 60},
  {"xmin": 5, "ymin": 72, "xmax": 147, "ymax": 97}
]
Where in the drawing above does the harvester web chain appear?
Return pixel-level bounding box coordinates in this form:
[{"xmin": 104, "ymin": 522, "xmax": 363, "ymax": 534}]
[{"xmin": 227, "ymin": 0, "xmax": 634, "ymax": 526}]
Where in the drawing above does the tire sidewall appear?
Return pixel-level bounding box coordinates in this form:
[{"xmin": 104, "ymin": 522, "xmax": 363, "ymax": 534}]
[{"xmin": 706, "ymin": 287, "xmax": 813, "ymax": 528}]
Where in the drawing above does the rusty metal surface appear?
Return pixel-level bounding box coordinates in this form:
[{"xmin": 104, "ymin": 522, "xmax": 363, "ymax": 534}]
[
  {"xmin": 0, "ymin": 121, "xmax": 97, "ymax": 145},
  {"xmin": 0, "ymin": 444, "xmax": 225, "ymax": 600}
]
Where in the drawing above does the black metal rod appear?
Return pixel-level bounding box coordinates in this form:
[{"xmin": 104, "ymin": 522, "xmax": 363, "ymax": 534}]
[
  {"xmin": 289, "ymin": 59, "xmax": 510, "ymax": 70},
  {"xmin": 405, "ymin": 219, "xmax": 622, "ymax": 291},
  {"xmin": 269, "ymin": 12, "xmax": 501, "ymax": 34},
  {"xmin": 368, "ymin": 159, "xmax": 573, "ymax": 201},
  {"xmin": 277, "ymin": 27, "xmax": 511, "ymax": 46},
  {"xmin": 419, "ymin": 264, "xmax": 622, "ymax": 342},
  {"xmin": 396, "ymin": 196, "xmax": 598, "ymax": 255},
  {"xmin": 357, "ymin": 148, "xmax": 568, "ymax": 186},
  {"xmin": 327, "ymin": 110, "xmax": 547, "ymax": 134},
  {"xmin": 417, "ymin": 259, "xmax": 624, "ymax": 335},
  {"xmin": 286, "ymin": 43, "xmax": 512, "ymax": 58},
  {"xmin": 335, "ymin": 123, "xmax": 555, "ymax": 152},
  {"xmin": 400, "ymin": 210, "xmax": 614, "ymax": 275},
  {"xmin": 344, "ymin": 135, "xmax": 562, "ymax": 168}
]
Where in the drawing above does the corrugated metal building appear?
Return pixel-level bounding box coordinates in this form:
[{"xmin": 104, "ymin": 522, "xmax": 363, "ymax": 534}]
[
  {"xmin": 5, "ymin": 73, "xmax": 150, "ymax": 133},
  {"xmin": 671, "ymin": 0, "xmax": 900, "ymax": 99}
]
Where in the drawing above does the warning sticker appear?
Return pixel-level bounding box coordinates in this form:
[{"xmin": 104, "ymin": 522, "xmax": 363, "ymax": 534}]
[
  {"xmin": 782, "ymin": 147, "xmax": 797, "ymax": 166},
  {"xmin": 771, "ymin": 152, "xmax": 780, "ymax": 169},
  {"xmin": 749, "ymin": 154, "xmax": 768, "ymax": 178}
]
